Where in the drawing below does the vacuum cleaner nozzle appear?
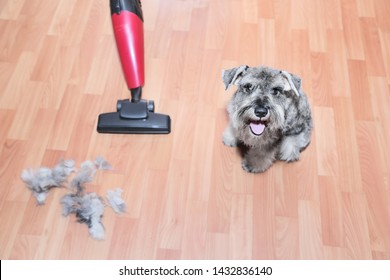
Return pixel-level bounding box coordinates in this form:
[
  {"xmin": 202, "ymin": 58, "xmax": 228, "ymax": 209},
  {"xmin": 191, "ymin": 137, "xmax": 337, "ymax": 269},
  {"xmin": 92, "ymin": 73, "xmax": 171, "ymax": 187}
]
[
  {"xmin": 97, "ymin": 1, "xmax": 171, "ymax": 135},
  {"xmin": 97, "ymin": 99, "xmax": 171, "ymax": 134}
]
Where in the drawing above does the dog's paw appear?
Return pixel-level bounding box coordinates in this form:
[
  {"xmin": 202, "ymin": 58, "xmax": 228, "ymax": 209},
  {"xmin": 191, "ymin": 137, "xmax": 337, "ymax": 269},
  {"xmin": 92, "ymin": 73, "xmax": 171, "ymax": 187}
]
[
  {"xmin": 242, "ymin": 158, "xmax": 274, "ymax": 173},
  {"xmin": 242, "ymin": 161, "xmax": 257, "ymax": 173},
  {"xmin": 222, "ymin": 133, "xmax": 238, "ymax": 147},
  {"xmin": 222, "ymin": 137, "xmax": 237, "ymax": 147},
  {"xmin": 222, "ymin": 126, "xmax": 238, "ymax": 147},
  {"xmin": 278, "ymin": 145, "xmax": 300, "ymax": 162},
  {"xmin": 279, "ymin": 151, "xmax": 300, "ymax": 163},
  {"xmin": 279, "ymin": 134, "xmax": 308, "ymax": 162},
  {"xmin": 241, "ymin": 160, "xmax": 266, "ymax": 173}
]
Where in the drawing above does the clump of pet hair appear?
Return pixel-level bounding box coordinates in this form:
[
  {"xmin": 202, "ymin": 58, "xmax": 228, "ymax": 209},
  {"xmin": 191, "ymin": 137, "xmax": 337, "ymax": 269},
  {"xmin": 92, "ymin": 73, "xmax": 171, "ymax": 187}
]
[
  {"xmin": 60, "ymin": 192, "xmax": 105, "ymax": 240},
  {"xmin": 106, "ymin": 188, "xmax": 126, "ymax": 214},
  {"xmin": 70, "ymin": 160, "xmax": 97, "ymax": 194},
  {"xmin": 70, "ymin": 157, "xmax": 112, "ymax": 194},
  {"xmin": 22, "ymin": 156, "xmax": 127, "ymax": 240},
  {"xmin": 94, "ymin": 156, "xmax": 112, "ymax": 170},
  {"xmin": 21, "ymin": 160, "xmax": 75, "ymax": 204},
  {"xmin": 60, "ymin": 193, "xmax": 79, "ymax": 216},
  {"xmin": 80, "ymin": 193, "xmax": 105, "ymax": 240},
  {"xmin": 60, "ymin": 157, "xmax": 113, "ymax": 240}
]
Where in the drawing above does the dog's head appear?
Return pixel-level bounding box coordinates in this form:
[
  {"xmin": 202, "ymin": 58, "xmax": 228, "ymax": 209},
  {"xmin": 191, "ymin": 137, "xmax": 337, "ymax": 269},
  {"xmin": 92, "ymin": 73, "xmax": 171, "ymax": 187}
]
[{"xmin": 223, "ymin": 65, "xmax": 304, "ymax": 143}]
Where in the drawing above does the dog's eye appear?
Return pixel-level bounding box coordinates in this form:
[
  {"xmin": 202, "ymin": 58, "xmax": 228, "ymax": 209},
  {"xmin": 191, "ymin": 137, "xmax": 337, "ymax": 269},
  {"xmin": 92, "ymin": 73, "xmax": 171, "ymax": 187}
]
[
  {"xmin": 242, "ymin": 83, "xmax": 254, "ymax": 93},
  {"xmin": 272, "ymin": 87, "xmax": 283, "ymax": 96}
]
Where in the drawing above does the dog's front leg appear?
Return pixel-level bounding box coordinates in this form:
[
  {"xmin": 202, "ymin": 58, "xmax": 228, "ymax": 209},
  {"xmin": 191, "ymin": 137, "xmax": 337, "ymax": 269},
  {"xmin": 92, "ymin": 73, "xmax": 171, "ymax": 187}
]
[
  {"xmin": 222, "ymin": 124, "xmax": 238, "ymax": 147},
  {"xmin": 242, "ymin": 148, "xmax": 275, "ymax": 173}
]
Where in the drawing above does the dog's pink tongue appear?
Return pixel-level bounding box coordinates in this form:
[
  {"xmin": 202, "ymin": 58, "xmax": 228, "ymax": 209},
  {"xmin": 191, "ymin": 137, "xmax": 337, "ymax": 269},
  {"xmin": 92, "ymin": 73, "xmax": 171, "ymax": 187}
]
[{"xmin": 250, "ymin": 122, "xmax": 265, "ymax": 136}]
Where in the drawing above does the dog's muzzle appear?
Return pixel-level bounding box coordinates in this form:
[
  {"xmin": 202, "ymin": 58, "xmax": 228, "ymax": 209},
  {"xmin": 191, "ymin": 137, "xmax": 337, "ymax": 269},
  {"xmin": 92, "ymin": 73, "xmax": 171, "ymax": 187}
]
[{"xmin": 249, "ymin": 106, "xmax": 270, "ymax": 136}]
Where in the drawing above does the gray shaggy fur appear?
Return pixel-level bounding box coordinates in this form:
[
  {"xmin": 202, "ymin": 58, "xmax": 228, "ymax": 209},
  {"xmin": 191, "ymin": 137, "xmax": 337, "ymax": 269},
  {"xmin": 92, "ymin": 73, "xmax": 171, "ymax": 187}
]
[
  {"xmin": 60, "ymin": 159, "xmax": 109, "ymax": 240},
  {"xmin": 106, "ymin": 188, "xmax": 126, "ymax": 214},
  {"xmin": 21, "ymin": 160, "xmax": 76, "ymax": 204},
  {"xmin": 222, "ymin": 65, "xmax": 312, "ymax": 173},
  {"xmin": 60, "ymin": 192, "xmax": 105, "ymax": 240}
]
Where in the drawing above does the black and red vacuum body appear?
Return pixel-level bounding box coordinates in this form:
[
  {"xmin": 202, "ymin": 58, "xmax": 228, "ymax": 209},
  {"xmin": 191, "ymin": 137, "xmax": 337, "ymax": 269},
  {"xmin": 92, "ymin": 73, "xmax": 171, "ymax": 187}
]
[{"xmin": 97, "ymin": 0, "xmax": 171, "ymax": 134}]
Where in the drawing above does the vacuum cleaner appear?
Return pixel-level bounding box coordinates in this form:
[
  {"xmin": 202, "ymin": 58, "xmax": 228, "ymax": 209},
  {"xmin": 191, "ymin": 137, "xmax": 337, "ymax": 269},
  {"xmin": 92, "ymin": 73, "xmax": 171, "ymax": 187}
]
[{"xmin": 97, "ymin": 0, "xmax": 171, "ymax": 134}]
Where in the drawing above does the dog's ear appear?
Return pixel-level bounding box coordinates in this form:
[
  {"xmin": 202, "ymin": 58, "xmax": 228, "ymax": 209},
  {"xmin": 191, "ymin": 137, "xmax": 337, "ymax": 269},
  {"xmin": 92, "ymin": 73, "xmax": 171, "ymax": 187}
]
[
  {"xmin": 281, "ymin": 71, "xmax": 301, "ymax": 97},
  {"xmin": 222, "ymin": 65, "xmax": 249, "ymax": 90}
]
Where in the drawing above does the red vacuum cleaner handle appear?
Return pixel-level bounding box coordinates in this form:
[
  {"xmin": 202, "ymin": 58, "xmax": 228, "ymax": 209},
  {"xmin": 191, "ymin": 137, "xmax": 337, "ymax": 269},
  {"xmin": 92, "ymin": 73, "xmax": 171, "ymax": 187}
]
[{"xmin": 111, "ymin": 0, "xmax": 144, "ymax": 91}]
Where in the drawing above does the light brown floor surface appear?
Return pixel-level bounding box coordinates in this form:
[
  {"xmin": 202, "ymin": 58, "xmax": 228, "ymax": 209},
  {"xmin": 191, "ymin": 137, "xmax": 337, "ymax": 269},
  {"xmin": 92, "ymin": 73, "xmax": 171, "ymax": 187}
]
[{"xmin": 0, "ymin": 0, "xmax": 390, "ymax": 259}]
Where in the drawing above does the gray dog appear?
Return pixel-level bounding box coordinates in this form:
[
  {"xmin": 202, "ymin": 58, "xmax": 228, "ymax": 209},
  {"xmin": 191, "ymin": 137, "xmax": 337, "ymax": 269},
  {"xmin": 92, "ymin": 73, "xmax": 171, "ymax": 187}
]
[{"xmin": 222, "ymin": 65, "xmax": 312, "ymax": 173}]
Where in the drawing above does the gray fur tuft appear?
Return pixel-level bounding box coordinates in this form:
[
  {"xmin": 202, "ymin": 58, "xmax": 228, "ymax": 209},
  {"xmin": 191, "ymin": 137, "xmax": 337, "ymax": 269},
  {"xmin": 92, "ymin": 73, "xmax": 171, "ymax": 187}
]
[
  {"xmin": 106, "ymin": 188, "xmax": 126, "ymax": 214},
  {"xmin": 21, "ymin": 160, "xmax": 76, "ymax": 204}
]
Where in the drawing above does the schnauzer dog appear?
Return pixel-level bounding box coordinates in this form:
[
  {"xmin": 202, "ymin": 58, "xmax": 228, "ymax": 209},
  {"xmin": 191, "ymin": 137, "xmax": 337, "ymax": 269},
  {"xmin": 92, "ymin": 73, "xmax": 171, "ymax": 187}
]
[{"xmin": 222, "ymin": 65, "xmax": 312, "ymax": 173}]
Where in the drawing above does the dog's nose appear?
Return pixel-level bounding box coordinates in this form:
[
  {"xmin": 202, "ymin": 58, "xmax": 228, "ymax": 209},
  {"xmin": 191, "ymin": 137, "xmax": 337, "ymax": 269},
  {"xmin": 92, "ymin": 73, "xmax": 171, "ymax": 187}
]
[{"xmin": 254, "ymin": 106, "xmax": 268, "ymax": 118}]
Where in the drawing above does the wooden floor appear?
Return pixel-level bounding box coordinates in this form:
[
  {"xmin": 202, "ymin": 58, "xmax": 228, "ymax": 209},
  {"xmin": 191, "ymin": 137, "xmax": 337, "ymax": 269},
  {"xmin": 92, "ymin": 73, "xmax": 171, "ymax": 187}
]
[{"xmin": 0, "ymin": 0, "xmax": 390, "ymax": 260}]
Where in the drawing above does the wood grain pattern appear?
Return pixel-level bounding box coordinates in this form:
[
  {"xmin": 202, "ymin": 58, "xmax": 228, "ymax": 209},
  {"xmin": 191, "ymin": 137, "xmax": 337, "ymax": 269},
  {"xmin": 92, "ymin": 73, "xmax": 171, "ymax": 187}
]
[{"xmin": 0, "ymin": 0, "xmax": 390, "ymax": 259}]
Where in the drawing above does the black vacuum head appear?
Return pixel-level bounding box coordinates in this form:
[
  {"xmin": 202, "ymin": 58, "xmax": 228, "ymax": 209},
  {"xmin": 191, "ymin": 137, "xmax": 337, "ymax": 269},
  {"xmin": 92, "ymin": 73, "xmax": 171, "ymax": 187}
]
[{"xmin": 97, "ymin": 99, "xmax": 171, "ymax": 134}]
